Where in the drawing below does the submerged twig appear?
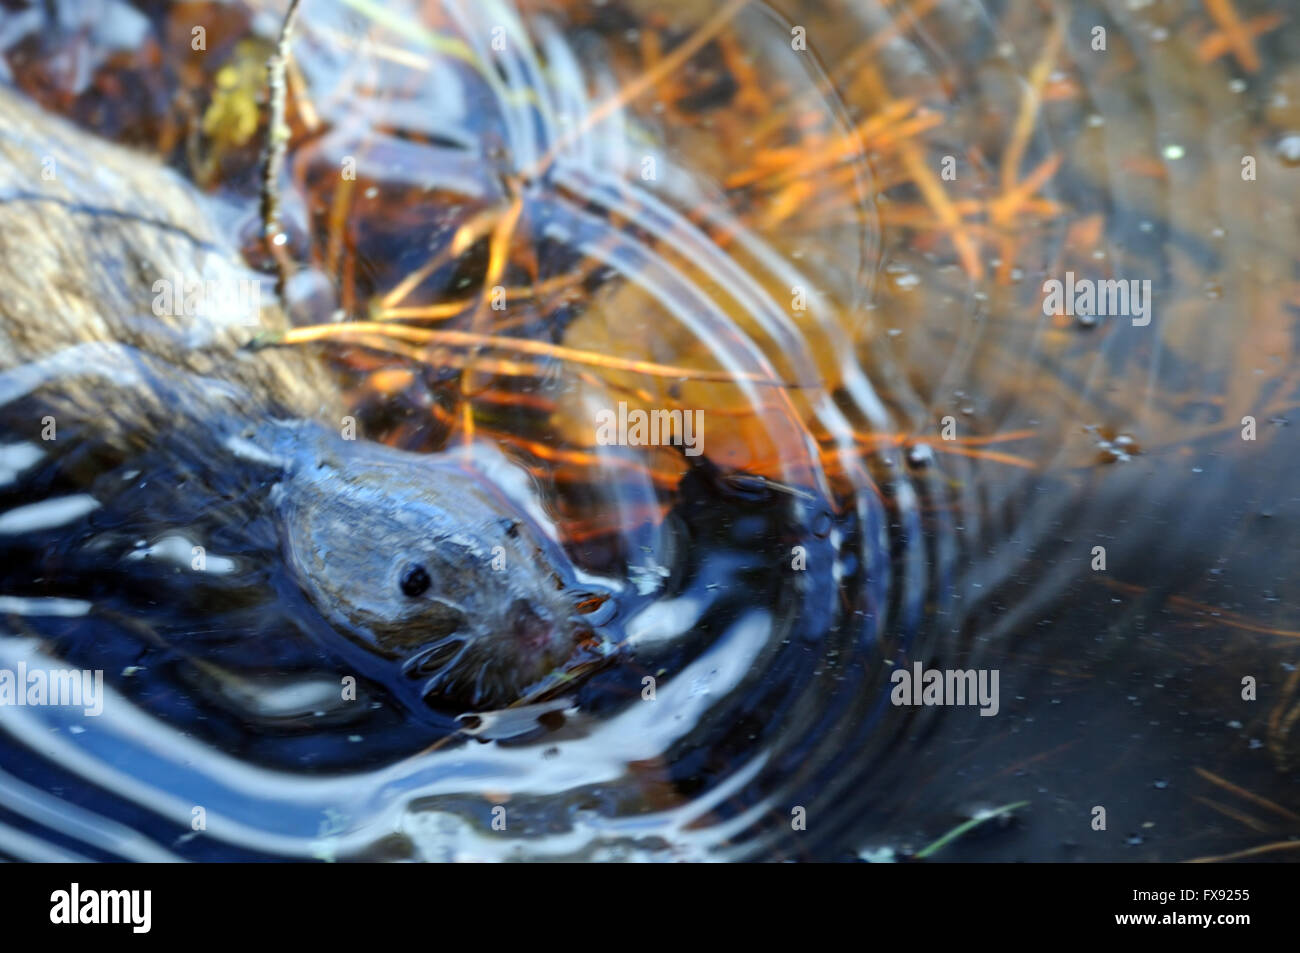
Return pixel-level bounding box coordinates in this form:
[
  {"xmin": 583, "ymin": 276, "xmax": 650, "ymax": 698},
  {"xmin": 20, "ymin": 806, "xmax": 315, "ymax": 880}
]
[
  {"xmin": 260, "ymin": 0, "xmax": 304, "ymax": 302},
  {"xmin": 266, "ymin": 321, "xmax": 808, "ymax": 388}
]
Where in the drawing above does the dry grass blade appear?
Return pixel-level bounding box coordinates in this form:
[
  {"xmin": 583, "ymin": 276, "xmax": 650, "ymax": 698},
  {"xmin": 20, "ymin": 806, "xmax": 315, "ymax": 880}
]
[{"xmin": 270, "ymin": 322, "xmax": 807, "ymax": 388}]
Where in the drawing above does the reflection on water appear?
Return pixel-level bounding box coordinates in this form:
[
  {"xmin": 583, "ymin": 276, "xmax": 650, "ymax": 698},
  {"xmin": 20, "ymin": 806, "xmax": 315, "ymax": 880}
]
[{"xmin": 0, "ymin": 0, "xmax": 1297, "ymax": 861}]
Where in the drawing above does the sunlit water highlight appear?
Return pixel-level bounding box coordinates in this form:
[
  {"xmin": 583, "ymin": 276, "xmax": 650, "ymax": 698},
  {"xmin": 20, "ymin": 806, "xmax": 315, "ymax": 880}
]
[{"xmin": 0, "ymin": 0, "xmax": 1296, "ymax": 861}]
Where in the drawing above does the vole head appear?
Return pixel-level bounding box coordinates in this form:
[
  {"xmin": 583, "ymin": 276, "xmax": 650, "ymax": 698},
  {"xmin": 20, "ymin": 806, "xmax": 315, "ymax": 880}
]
[{"xmin": 267, "ymin": 423, "xmax": 603, "ymax": 711}]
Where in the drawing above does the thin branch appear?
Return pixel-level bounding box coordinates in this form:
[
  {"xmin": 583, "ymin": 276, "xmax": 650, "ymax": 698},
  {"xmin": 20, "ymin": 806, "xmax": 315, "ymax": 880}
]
[{"xmin": 260, "ymin": 0, "xmax": 304, "ymax": 302}]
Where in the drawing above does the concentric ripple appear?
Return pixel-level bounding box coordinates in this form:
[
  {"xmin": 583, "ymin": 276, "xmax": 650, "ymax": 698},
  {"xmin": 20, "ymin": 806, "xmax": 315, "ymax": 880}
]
[{"xmin": 0, "ymin": 0, "xmax": 1297, "ymax": 861}]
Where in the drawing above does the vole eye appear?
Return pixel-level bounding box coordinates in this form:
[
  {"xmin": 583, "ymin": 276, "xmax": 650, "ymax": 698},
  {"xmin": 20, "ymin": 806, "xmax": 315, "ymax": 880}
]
[{"xmin": 399, "ymin": 563, "xmax": 431, "ymax": 597}]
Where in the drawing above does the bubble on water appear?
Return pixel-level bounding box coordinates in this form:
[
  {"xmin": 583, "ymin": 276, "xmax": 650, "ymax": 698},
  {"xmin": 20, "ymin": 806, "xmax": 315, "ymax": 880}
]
[
  {"xmin": 905, "ymin": 443, "xmax": 935, "ymax": 469},
  {"xmin": 885, "ymin": 262, "xmax": 921, "ymax": 291},
  {"xmin": 1096, "ymin": 433, "xmax": 1139, "ymax": 464},
  {"xmin": 1228, "ymin": 78, "xmax": 1247, "ymax": 94},
  {"xmin": 1275, "ymin": 134, "xmax": 1300, "ymax": 167},
  {"xmin": 1162, "ymin": 144, "xmax": 1185, "ymax": 161}
]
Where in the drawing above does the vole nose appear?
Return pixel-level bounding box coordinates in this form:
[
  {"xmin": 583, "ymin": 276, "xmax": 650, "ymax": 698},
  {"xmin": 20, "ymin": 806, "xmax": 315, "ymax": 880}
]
[{"xmin": 507, "ymin": 599, "xmax": 554, "ymax": 652}]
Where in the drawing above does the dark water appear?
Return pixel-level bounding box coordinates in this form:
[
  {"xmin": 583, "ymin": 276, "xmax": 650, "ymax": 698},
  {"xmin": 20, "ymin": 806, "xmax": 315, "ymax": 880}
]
[{"xmin": 0, "ymin": 0, "xmax": 1297, "ymax": 861}]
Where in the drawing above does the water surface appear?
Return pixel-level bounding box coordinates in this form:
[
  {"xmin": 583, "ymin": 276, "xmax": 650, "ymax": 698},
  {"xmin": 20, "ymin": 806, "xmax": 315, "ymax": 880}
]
[{"xmin": 0, "ymin": 0, "xmax": 1297, "ymax": 861}]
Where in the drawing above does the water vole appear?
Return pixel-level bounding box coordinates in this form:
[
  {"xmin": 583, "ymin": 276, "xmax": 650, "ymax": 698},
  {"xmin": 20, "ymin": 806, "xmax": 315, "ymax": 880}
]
[{"xmin": 0, "ymin": 85, "xmax": 600, "ymax": 710}]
